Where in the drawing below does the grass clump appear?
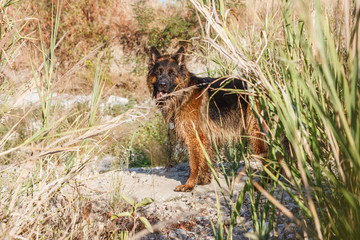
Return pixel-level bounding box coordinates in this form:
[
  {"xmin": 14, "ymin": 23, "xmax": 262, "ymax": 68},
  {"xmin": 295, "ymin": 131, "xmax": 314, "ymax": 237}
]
[
  {"xmin": 191, "ymin": 0, "xmax": 360, "ymax": 239},
  {"xmin": 0, "ymin": 1, "xmax": 153, "ymax": 238},
  {"xmin": 117, "ymin": 112, "xmax": 173, "ymax": 168}
]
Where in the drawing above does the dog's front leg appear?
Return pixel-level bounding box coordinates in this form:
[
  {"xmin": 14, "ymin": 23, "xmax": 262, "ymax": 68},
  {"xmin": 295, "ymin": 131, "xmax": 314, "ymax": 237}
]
[{"xmin": 174, "ymin": 131, "xmax": 210, "ymax": 192}]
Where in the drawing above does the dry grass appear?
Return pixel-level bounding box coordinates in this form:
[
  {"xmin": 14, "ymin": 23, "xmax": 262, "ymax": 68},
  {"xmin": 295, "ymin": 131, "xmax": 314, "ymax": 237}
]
[
  {"xmin": 1, "ymin": 0, "xmax": 197, "ymax": 235},
  {"xmin": 3, "ymin": 0, "xmax": 196, "ymax": 97},
  {"xmin": 0, "ymin": 0, "xmax": 157, "ymax": 238},
  {"xmin": 191, "ymin": 0, "xmax": 360, "ymax": 239},
  {"xmin": 4, "ymin": 0, "xmax": 358, "ymax": 238},
  {"xmin": 0, "ymin": 103, "xmax": 153, "ymax": 238}
]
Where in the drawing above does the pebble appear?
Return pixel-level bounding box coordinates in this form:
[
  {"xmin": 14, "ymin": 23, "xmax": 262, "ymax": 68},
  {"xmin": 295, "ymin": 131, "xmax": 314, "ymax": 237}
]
[
  {"xmin": 105, "ymin": 95, "xmax": 129, "ymax": 107},
  {"xmin": 96, "ymin": 155, "xmax": 114, "ymax": 173},
  {"xmin": 140, "ymin": 176, "xmax": 151, "ymax": 182},
  {"xmin": 175, "ymin": 229, "xmax": 188, "ymax": 238}
]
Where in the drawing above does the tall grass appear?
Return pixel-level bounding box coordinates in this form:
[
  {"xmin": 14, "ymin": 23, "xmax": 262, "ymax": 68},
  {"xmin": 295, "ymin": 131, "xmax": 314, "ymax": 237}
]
[
  {"xmin": 0, "ymin": 0, "xmax": 33, "ymax": 117},
  {"xmin": 2, "ymin": 0, "xmax": 359, "ymax": 238},
  {"xmin": 191, "ymin": 0, "xmax": 360, "ymax": 239},
  {"xmin": 0, "ymin": 1, "xmax": 152, "ymax": 238}
]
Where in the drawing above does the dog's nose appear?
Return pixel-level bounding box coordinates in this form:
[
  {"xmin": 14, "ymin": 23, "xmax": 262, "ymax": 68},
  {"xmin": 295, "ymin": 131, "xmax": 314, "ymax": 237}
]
[{"xmin": 159, "ymin": 82, "xmax": 167, "ymax": 87}]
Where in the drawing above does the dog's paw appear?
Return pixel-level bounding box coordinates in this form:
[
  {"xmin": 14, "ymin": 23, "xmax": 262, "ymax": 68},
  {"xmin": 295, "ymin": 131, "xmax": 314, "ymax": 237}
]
[
  {"xmin": 197, "ymin": 176, "xmax": 212, "ymax": 185},
  {"xmin": 174, "ymin": 184, "xmax": 194, "ymax": 192}
]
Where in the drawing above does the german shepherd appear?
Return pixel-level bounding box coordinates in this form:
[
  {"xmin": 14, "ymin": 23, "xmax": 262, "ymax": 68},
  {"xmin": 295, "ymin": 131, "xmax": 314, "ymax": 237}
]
[{"xmin": 147, "ymin": 46, "xmax": 268, "ymax": 192}]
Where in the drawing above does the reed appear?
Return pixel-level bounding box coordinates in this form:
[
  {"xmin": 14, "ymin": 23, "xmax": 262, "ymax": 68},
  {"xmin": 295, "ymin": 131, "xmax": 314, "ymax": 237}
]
[
  {"xmin": 191, "ymin": 0, "xmax": 360, "ymax": 238},
  {"xmin": 0, "ymin": 1, "xmax": 151, "ymax": 238}
]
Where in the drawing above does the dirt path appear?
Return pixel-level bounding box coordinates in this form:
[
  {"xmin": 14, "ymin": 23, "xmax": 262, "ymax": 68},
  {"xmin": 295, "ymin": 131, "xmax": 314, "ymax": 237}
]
[
  {"xmin": 69, "ymin": 161, "xmax": 298, "ymax": 239},
  {"xmin": 94, "ymin": 163, "xmax": 245, "ymax": 202}
]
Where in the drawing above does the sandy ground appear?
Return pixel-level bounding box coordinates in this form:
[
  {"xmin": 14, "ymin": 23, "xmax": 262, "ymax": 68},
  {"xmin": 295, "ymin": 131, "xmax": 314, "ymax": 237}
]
[
  {"xmin": 66, "ymin": 161, "xmax": 299, "ymax": 239},
  {"xmin": 82, "ymin": 162, "xmax": 245, "ymax": 202}
]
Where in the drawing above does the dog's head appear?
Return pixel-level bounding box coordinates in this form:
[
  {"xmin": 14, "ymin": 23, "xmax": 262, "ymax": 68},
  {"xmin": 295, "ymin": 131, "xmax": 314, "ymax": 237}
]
[{"xmin": 147, "ymin": 46, "xmax": 188, "ymax": 102}]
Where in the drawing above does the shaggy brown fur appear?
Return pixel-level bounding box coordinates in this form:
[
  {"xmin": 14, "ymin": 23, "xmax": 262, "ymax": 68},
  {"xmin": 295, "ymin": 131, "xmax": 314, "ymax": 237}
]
[{"xmin": 147, "ymin": 46, "xmax": 268, "ymax": 192}]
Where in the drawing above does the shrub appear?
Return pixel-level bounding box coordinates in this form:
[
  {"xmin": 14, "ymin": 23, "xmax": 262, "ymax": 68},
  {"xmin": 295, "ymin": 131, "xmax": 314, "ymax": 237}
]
[{"xmin": 133, "ymin": 1, "xmax": 198, "ymax": 48}]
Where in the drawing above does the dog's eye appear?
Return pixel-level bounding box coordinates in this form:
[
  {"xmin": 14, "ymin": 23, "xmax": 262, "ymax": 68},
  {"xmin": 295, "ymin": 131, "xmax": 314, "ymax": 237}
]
[
  {"xmin": 156, "ymin": 68, "xmax": 163, "ymax": 75},
  {"xmin": 168, "ymin": 69, "xmax": 175, "ymax": 76}
]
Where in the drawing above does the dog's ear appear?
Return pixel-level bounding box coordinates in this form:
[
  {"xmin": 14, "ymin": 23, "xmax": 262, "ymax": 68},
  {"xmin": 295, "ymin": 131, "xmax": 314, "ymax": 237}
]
[
  {"xmin": 173, "ymin": 46, "xmax": 185, "ymax": 67},
  {"xmin": 149, "ymin": 46, "xmax": 161, "ymax": 67}
]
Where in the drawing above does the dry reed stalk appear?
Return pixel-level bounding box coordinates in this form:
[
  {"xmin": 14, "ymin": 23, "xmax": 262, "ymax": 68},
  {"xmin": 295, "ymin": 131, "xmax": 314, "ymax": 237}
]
[
  {"xmin": 1, "ymin": 102, "xmax": 152, "ymax": 238},
  {"xmin": 59, "ymin": 38, "xmax": 114, "ymax": 83},
  {"xmin": 190, "ymin": 0, "xmax": 274, "ymax": 93},
  {"xmin": 189, "ymin": 0, "xmax": 328, "ymax": 239}
]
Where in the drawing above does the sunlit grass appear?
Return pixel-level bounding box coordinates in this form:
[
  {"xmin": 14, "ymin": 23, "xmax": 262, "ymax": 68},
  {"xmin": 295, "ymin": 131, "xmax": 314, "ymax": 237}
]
[
  {"xmin": 2, "ymin": 0, "xmax": 359, "ymax": 238},
  {"xmin": 0, "ymin": 1, "xmax": 152, "ymax": 238},
  {"xmin": 191, "ymin": 0, "xmax": 360, "ymax": 239}
]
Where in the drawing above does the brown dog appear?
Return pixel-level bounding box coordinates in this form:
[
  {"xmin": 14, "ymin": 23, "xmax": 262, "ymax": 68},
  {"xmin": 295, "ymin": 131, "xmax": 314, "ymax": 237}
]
[{"xmin": 147, "ymin": 46, "xmax": 268, "ymax": 192}]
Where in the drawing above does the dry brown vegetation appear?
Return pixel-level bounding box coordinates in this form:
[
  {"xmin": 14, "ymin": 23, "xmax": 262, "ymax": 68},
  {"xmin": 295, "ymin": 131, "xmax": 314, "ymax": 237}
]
[
  {"xmin": 1, "ymin": 0, "xmax": 198, "ymax": 238},
  {"xmin": 1, "ymin": 0, "xmax": 359, "ymax": 239},
  {"xmin": 5, "ymin": 0, "xmax": 198, "ymax": 96}
]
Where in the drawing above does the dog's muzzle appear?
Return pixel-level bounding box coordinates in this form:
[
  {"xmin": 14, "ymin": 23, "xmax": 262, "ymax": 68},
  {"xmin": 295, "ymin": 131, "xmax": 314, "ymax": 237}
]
[{"xmin": 156, "ymin": 80, "xmax": 171, "ymax": 99}]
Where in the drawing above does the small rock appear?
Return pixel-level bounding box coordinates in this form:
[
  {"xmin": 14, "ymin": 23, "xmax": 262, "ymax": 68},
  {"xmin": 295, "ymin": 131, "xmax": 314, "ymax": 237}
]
[
  {"xmin": 97, "ymin": 156, "xmax": 115, "ymax": 173},
  {"xmin": 175, "ymin": 229, "xmax": 188, "ymax": 239},
  {"xmin": 140, "ymin": 176, "xmax": 151, "ymax": 182},
  {"xmin": 169, "ymin": 231, "xmax": 177, "ymax": 239},
  {"xmin": 277, "ymin": 223, "xmax": 285, "ymax": 233},
  {"xmin": 171, "ymin": 162, "xmax": 189, "ymax": 172},
  {"xmin": 287, "ymin": 233, "xmax": 295, "ymax": 239},
  {"xmin": 106, "ymin": 95, "xmax": 129, "ymax": 107},
  {"xmin": 172, "ymin": 202, "xmax": 187, "ymax": 212}
]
